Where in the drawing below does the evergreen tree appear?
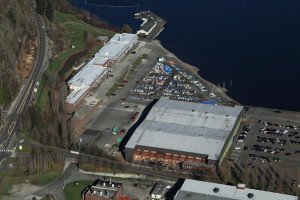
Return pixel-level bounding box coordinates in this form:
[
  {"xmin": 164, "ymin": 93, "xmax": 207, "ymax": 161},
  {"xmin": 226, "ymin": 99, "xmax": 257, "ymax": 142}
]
[
  {"xmin": 122, "ymin": 24, "xmax": 133, "ymax": 33},
  {"xmin": 45, "ymin": 0, "xmax": 54, "ymax": 21},
  {"xmin": 36, "ymin": 0, "xmax": 47, "ymax": 15},
  {"xmin": 6, "ymin": 7, "xmax": 16, "ymax": 26}
]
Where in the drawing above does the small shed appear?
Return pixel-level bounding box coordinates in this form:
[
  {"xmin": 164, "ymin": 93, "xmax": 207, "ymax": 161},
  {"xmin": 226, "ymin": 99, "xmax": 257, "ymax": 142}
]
[{"xmin": 151, "ymin": 184, "xmax": 168, "ymax": 199}]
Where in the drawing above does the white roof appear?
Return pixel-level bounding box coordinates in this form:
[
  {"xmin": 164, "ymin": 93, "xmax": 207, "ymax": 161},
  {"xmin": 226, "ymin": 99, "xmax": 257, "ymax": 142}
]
[
  {"xmin": 66, "ymin": 87, "xmax": 89, "ymax": 105},
  {"xmin": 126, "ymin": 97, "xmax": 243, "ymax": 160},
  {"xmin": 94, "ymin": 33, "xmax": 137, "ymax": 60},
  {"xmin": 175, "ymin": 179, "xmax": 298, "ymax": 200},
  {"xmin": 94, "ymin": 57, "xmax": 109, "ymax": 65},
  {"xmin": 68, "ymin": 57, "xmax": 107, "ymax": 88},
  {"xmin": 66, "ymin": 57, "xmax": 107, "ymax": 105},
  {"xmin": 66, "ymin": 33, "xmax": 136, "ymax": 106}
]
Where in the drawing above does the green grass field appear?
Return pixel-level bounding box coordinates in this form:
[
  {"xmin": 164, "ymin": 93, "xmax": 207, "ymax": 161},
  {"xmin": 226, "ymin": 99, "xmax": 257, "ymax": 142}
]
[
  {"xmin": 49, "ymin": 12, "xmax": 115, "ymax": 72},
  {"xmin": 64, "ymin": 180, "xmax": 92, "ymax": 200},
  {"xmin": 0, "ymin": 171, "xmax": 61, "ymax": 198}
]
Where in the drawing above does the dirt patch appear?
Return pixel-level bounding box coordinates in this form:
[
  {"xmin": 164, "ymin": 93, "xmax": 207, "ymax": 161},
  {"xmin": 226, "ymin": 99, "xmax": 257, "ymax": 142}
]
[
  {"xmin": 16, "ymin": 38, "xmax": 37, "ymax": 79},
  {"xmin": 3, "ymin": 183, "xmax": 42, "ymax": 200}
]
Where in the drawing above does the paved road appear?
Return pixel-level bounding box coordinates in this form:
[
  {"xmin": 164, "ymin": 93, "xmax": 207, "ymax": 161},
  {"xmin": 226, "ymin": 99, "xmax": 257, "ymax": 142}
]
[
  {"xmin": 15, "ymin": 137, "xmax": 179, "ymax": 199},
  {"xmin": 0, "ymin": 0, "xmax": 46, "ymax": 165},
  {"xmin": 33, "ymin": 163, "xmax": 79, "ymax": 200}
]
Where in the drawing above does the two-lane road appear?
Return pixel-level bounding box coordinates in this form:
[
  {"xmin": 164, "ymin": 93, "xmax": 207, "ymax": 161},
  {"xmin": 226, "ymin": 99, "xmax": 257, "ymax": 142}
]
[{"xmin": 0, "ymin": 0, "xmax": 47, "ymax": 165}]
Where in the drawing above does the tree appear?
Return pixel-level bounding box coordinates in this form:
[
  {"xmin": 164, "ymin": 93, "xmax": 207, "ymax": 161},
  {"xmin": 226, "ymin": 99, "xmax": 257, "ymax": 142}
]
[
  {"xmin": 122, "ymin": 24, "xmax": 133, "ymax": 33},
  {"xmin": 83, "ymin": 30, "xmax": 92, "ymax": 45},
  {"xmin": 45, "ymin": 0, "xmax": 54, "ymax": 21},
  {"xmin": 36, "ymin": 0, "xmax": 47, "ymax": 15},
  {"xmin": 6, "ymin": 8, "xmax": 16, "ymax": 26}
]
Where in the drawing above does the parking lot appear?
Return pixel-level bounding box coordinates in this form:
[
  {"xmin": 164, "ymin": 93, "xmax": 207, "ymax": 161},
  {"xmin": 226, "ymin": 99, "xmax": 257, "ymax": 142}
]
[
  {"xmin": 75, "ymin": 41, "xmax": 237, "ymax": 158},
  {"xmin": 231, "ymin": 107, "xmax": 300, "ymax": 181},
  {"xmin": 126, "ymin": 56, "xmax": 221, "ymax": 105}
]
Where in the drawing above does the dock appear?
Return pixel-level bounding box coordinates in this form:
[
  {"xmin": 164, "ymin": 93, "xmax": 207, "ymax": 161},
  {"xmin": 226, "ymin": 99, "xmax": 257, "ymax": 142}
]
[{"xmin": 135, "ymin": 11, "xmax": 167, "ymax": 42}]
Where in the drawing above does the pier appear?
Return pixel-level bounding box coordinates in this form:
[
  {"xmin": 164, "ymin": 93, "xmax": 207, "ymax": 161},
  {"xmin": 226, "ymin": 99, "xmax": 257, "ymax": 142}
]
[{"xmin": 136, "ymin": 11, "xmax": 167, "ymax": 42}]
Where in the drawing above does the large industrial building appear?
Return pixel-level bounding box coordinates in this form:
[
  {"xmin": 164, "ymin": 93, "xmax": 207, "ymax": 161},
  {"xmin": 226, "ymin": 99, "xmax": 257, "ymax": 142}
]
[
  {"xmin": 125, "ymin": 97, "xmax": 243, "ymax": 173},
  {"xmin": 94, "ymin": 33, "xmax": 137, "ymax": 63},
  {"xmin": 65, "ymin": 33, "xmax": 137, "ymax": 111},
  {"xmin": 174, "ymin": 179, "xmax": 298, "ymax": 200}
]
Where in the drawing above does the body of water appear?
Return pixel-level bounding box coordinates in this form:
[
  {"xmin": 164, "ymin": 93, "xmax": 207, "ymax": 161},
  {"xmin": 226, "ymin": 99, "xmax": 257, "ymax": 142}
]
[{"xmin": 71, "ymin": 0, "xmax": 300, "ymax": 111}]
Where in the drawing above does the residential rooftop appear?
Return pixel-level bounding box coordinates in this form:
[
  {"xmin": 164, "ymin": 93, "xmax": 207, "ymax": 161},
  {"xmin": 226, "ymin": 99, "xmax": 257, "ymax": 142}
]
[
  {"xmin": 125, "ymin": 97, "xmax": 243, "ymax": 160},
  {"xmin": 175, "ymin": 179, "xmax": 298, "ymax": 200}
]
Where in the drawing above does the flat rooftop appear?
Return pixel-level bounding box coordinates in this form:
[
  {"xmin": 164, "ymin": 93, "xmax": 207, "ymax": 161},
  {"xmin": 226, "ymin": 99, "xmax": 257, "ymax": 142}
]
[
  {"xmin": 175, "ymin": 179, "xmax": 298, "ymax": 200},
  {"xmin": 68, "ymin": 57, "xmax": 107, "ymax": 89},
  {"xmin": 152, "ymin": 184, "xmax": 167, "ymax": 195},
  {"xmin": 66, "ymin": 87, "xmax": 89, "ymax": 105},
  {"xmin": 126, "ymin": 97, "xmax": 243, "ymax": 160},
  {"xmin": 95, "ymin": 33, "xmax": 137, "ymax": 61}
]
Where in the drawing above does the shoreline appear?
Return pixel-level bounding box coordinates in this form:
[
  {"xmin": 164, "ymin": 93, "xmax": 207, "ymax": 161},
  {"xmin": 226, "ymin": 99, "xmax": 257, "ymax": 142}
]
[{"xmin": 151, "ymin": 40, "xmax": 240, "ymax": 105}]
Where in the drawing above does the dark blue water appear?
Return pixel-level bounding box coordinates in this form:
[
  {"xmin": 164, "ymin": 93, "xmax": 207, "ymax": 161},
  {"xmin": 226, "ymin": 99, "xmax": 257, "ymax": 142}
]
[{"xmin": 71, "ymin": 0, "xmax": 300, "ymax": 111}]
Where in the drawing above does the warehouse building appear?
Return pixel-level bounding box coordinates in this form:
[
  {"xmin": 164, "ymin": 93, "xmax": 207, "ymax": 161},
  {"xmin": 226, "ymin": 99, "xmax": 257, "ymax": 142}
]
[
  {"xmin": 174, "ymin": 179, "xmax": 298, "ymax": 200},
  {"xmin": 137, "ymin": 19, "xmax": 157, "ymax": 36},
  {"xmin": 94, "ymin": 33, "xmax": 137, "ymax": 63},
  {"xmin": 65, "ymin": 57, "xmax": 107, "ymax": 111},
  {"xmin": 125, "ymin": 97, "xmax": 243, "ymax": 173},
  {"xmin": 65, "ymin": 33, "xmax": 137, "ymax": 111}
]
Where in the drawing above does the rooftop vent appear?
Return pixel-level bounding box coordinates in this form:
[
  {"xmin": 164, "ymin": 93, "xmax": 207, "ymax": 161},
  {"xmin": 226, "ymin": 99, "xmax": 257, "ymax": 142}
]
[
  {"xmin": 237, "ymin": 183, "xmax": 246, "ymax": 190},
  {"xmin": 213, "ymin": 187, "xmax": 220, "ymax": 193},
  {"xmin": 247, "ymin": 193, "xmax": 254, "ymax": 199}
]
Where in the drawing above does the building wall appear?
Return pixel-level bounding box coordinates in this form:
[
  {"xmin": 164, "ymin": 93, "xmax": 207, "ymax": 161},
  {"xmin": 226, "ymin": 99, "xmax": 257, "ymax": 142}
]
[
  {"xmin": 66, "ymin": 89, "xmax": 89, "ymax": 112},
  {"xmin": 125, "ymin": 148, "xmax": 134, "ymax": 162},
  {"xmin": 112, "ymin": 184, "xmax": 123, "ymax": 200},
  {"xmin": 218, "ymin": 108, "xmax": 244, "ymax": 166},
  {"xmin": 85, "ymin": 195, "xmax": 111, "ymax": 200}
]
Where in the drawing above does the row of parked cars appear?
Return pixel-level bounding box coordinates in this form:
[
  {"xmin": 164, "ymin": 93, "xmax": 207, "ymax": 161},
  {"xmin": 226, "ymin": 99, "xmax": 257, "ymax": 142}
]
[
  {"xmin": 248, "ymin": 153, "xmax": 282, "ymax": 168},
  {"xmin": 260, "ymin": 127, "xmax": 294, "ymax": 136},
  {"xmin": 251, "ymin": 144, "xmax": 285, "ymax": 154},
  {"xmin": 237, "ymin": 125, "xmax": 251, "ymax": 142},
  {"xmin": 261, "ymin": 121, "xmax": 298, "ymax": 129},
  {"xmin": 256, "ymin": 136, "xmax": 287, "ymax": 145}
]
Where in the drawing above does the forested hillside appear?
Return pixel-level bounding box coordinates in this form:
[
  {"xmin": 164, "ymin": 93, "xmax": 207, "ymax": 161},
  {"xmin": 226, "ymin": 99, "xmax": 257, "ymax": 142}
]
[
  {"xmin": 0, "ymin": 0, "xmax": 69, "ymax": 108},
  {"xmin": 0, "ymin": 0, "xmax": 38, "ymax": 107}
]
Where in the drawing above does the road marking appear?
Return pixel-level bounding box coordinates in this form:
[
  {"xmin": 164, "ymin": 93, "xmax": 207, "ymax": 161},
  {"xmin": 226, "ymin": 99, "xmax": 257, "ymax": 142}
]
[
  {"xmin": 8, "ymin": 121, "xmax": 16, "ymax": 136},
  {"xmin": 17, "ymin": 80, "xmax": 34, "ymax": 114}
]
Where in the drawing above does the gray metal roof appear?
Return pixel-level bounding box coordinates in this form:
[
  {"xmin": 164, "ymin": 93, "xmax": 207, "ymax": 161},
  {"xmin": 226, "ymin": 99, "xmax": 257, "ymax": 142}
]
[
  {"xmin": 175, "ymin": 179, "xmax": 298, "ymax": 200},
  {"xmin": 125, "ymin": 97, "xmax": 243, "ymax": 160},
  {"xmin": 141, "ymin": 19, "xmax": 156, "ymax": 32},
  {"xmin": 152, "ymin": 184, "xmax": 167, "ymax": 195}
]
